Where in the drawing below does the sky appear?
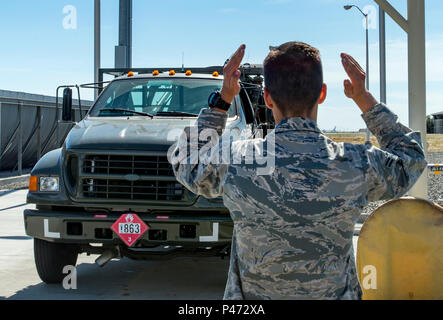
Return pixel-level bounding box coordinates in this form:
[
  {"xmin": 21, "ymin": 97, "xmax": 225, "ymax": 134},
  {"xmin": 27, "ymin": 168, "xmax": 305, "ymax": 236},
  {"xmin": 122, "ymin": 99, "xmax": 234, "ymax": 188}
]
[{"xmin": 0, "ymin": 0, "xmax": 442, "ymax": 131}]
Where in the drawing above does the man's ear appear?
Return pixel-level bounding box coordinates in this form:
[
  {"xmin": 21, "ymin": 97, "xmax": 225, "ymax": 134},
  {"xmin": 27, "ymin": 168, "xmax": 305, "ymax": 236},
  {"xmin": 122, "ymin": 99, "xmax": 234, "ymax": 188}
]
[
  {"xmin": 318, "ymin": 84, "xmax": 327, "ymax": 104},
  {"xmin": 263, "ymin": 88, "xmax": 274, "ymax": 110}
]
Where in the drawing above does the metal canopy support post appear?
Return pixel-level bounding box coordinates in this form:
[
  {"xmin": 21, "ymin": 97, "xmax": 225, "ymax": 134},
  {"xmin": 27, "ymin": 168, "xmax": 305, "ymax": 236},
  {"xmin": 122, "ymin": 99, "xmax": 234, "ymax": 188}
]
[
  {"xmin": 115, "ymin": 0, "xmax": 132, "ymax": 68},
  {"xmin": 365, "ymin": 15, "xmax": 370, "ymax": 144},
  {"xmin": 406, "ymin": 0, "xmax": 427, "ymax": 198},
  {"xmin": 94, "ymin": 0, "xmax": 101, "ymax": 100},
  {"xmin": 375, "ymin": 0, "xmax": 408, "ymax": 32},
  {"xmin": 374, "ymin": 0, "xmax": 427, "ymax": 199}
]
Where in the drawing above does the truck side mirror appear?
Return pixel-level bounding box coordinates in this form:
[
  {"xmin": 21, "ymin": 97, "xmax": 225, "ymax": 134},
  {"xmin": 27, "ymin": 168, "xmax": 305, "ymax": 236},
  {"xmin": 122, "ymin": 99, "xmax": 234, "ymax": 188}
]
[{"xmin": 62, "ymin": 88, "xmax": 73, "ymax": 122}]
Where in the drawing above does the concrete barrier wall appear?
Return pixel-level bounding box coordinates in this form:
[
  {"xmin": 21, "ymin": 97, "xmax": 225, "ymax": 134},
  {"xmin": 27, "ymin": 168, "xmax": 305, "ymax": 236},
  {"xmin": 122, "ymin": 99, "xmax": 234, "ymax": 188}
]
[{"xmin": 0, "ymin": 89, "xmax": 93, "ymax": 172}]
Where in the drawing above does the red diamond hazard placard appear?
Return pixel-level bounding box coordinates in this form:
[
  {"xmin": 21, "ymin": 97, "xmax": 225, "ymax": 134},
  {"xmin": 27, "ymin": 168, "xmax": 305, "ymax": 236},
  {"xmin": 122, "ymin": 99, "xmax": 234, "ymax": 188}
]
[{"xmin": 110, "ymin": 213, "xmax": 149, "ymax": 247}]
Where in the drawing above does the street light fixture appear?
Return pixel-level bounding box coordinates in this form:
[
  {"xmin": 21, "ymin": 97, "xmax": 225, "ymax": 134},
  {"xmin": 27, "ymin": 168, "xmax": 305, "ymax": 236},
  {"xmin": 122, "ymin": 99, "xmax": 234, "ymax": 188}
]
[{"xmin": 344, "ymin": 4, "xmax": 370, "ymax": 143}]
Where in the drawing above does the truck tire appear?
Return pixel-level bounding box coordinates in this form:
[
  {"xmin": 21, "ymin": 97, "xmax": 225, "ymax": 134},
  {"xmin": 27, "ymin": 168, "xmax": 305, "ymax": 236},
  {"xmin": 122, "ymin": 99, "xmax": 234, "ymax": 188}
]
[{"xmin": 34, "ymin": 238, "xmax": 79, "ymax": 284}]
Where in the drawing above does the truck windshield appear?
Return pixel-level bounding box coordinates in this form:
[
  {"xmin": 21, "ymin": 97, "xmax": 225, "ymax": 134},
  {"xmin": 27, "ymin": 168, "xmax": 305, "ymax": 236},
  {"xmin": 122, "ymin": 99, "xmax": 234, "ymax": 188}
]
[{"xmin": 89, "ymin": 78, "xmax": 233, "ymax": 117}]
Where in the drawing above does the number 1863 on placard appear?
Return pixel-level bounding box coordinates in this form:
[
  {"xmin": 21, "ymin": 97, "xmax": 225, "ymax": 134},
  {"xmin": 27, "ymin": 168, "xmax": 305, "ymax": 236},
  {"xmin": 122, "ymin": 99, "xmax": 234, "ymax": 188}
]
[{"xmin": 118, "ymin": 222, "xmax": 141, "ymax": 234}]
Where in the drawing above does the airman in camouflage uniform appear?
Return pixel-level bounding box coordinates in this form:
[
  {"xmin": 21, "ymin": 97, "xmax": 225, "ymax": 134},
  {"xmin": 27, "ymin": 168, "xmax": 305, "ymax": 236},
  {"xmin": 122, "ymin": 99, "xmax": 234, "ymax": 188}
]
[{"xmin": 169, "ymin": 43, "xmax": 427, "ymax": 299}]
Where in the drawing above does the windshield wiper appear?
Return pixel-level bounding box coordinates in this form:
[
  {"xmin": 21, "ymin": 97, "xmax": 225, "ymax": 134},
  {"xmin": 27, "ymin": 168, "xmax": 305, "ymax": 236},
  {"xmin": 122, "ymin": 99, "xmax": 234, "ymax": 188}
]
[
  {"xmin": 155, "ymin": 111, "xmax": 198, "ymax": 117},
  {"xmin": 99, "ymin": 108, "xmax": 154, "ymax": 118}
]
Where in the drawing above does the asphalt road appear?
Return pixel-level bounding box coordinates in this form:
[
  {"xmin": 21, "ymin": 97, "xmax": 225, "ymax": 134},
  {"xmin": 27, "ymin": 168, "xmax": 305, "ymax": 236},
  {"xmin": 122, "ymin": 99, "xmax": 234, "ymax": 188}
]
[{"xmin": 0, "ymin": 189, "xmax": 359, "ymax": 300}]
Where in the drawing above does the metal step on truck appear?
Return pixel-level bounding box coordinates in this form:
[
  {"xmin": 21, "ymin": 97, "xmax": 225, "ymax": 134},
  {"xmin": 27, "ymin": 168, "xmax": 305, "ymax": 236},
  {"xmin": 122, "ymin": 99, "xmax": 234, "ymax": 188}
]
[{"xmin": 23, "ymin": 65, "xmax": 274, "ymax": 283}]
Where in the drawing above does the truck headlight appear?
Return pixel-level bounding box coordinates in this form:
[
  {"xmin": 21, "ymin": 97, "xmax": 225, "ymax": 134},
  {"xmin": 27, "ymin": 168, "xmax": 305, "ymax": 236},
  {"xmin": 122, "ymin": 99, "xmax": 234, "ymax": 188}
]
[{"xmin": 39, "ymin": 177, "xmax": 60, "ymax": 192}]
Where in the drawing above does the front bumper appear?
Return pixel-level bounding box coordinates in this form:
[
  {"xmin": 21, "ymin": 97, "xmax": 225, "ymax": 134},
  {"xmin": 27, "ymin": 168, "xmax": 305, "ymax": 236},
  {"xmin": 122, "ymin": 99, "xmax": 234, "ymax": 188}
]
[{"xmin": 24, "ymin": 209, "xmax": 233, "ymax": 247}]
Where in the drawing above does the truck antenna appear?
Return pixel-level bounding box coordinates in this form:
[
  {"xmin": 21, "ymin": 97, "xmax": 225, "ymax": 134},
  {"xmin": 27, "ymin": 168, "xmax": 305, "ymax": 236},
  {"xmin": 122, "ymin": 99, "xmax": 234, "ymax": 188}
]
[{"xmin": 181, "ymin": 52, "xmax": 185, "ymax": 72}]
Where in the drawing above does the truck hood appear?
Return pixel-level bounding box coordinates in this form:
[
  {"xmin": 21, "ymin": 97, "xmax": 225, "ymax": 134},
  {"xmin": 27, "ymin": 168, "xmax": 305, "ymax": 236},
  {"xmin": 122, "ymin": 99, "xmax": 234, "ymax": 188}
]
[{"xmin": 65, "ymin": 116, "xmax": 197, "ymax": 151}]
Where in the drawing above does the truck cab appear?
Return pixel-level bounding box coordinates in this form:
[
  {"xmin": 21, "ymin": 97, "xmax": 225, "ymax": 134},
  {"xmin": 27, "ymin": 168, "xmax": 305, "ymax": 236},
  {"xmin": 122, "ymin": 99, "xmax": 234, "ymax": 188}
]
[{"xmin": 24, "ymin": 69, "xmax": 267, "ymax": 283}]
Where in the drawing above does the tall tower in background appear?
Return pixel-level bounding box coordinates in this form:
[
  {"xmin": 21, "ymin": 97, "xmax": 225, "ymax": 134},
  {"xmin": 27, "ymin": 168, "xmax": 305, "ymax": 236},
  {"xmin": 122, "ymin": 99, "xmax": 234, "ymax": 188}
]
[{"xmin": 115, "ymin": 0, "xmax": 132, "ymax": 69}]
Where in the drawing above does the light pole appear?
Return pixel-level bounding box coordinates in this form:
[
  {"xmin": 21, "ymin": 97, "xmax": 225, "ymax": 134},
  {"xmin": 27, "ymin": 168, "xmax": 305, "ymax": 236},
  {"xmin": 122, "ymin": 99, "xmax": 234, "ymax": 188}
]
[{"xmin": 344, "ymin": 4, "xmax": 370, "ymax": 144}]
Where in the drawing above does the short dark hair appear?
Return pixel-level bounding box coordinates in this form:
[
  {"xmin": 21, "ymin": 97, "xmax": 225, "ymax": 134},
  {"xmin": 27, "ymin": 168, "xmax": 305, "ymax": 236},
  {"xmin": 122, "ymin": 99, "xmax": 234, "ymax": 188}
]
[{"xmin": 264, "ymin": 41, "xmax": 323, "ymax": 115}]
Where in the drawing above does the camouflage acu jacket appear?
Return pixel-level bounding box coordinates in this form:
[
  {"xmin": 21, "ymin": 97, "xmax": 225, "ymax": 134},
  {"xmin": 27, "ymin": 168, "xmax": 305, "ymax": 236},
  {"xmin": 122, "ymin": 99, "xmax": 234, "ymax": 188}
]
[{"xmin": 169, "ymin": 103, "xmax": 427, "ymax": 300}]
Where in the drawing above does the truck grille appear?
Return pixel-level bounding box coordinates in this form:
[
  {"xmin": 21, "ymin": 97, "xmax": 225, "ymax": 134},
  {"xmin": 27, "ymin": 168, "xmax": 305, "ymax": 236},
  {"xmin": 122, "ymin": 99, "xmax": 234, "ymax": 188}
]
[
  {"xmin": 81, "ymin": 179, "xmax": 184, "ymax": 201},
  {"xmin": 83, "ymin": 154, "xmax": 174, "ymax": 176},
  {"xmin": 76, "ymin": 154, "xmax": 190, "ymax": 203}
]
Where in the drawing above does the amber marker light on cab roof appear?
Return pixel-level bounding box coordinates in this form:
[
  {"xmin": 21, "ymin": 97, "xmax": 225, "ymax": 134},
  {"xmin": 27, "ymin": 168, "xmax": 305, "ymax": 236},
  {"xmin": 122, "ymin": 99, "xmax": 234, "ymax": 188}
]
[
  {"xmin": 29, "ymin": 176, "xmax": 38, "ymax": 192},
  {"xmin": 127, "ymin": 71, "xmax": 134, "ymax": 77},
  {"xmin": 185, "ymin": 70, "xmax": 192, "ymax": 76},
  {"xmin": 169, "ymin": 70, "xmax": 176, "ymax": 76},
  {"xmin": 212, "ymin": 71, "xmax": 219, "ymax": 77},
  {"xmin": 152, "ymin": 70, "xmax": 160, "ymax": 76}
]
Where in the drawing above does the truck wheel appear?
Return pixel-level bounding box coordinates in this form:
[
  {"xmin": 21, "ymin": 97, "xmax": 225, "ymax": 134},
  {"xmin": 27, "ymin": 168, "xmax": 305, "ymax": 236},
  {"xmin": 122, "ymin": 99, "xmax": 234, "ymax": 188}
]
[{"xmin": 34, "ymin": 238, "xmax": 79, "ymax": 284}]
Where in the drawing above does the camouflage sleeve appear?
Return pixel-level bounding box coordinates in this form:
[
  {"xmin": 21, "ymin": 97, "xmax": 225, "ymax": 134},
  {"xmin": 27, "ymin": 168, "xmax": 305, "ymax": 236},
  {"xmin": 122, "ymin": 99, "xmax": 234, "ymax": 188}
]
[
  {"xmin": 354, "ymin": 103, "xmax": 427, "ymax": 201},
  {"xmin": 169, "ymin": 108, "xmax": 229, "ymax": 199},
  {"xmin": 223, "ymin": 230, "xmax": 245, "ymax": 300}
]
